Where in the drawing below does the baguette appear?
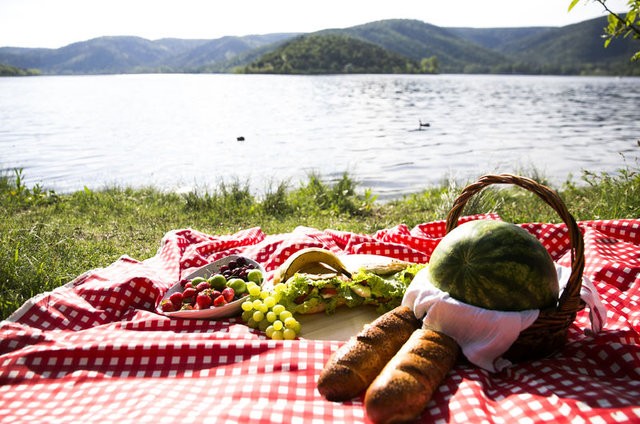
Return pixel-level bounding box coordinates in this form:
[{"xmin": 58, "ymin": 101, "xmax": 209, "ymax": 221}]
[
  {"xmin": 317, "ymin": 306, "xmax": 421, "ymax": 401},
  {"xmin": 364, "ymin": 328, "xmax": 460, "ymax": 424}
]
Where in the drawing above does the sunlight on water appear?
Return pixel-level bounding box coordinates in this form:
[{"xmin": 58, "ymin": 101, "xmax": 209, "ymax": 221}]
[{"xmin": 1, "ymin": 74, "xmax": 638, "ymax": 200}]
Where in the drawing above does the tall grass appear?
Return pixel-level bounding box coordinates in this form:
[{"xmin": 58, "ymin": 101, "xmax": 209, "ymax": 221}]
[{"xmin": 1, "ymin": 166, "xmax": 638, "ymax": 320}]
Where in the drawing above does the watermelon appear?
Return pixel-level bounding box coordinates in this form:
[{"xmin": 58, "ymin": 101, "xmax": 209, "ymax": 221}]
[{"xmin": 428, "ymin": 220, "xmax": 559, "ymax": 311}]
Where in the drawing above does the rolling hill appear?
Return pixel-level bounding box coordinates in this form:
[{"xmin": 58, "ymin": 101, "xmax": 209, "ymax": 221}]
[
  {"xmin": 237, "ymin": 33, "xmax": 424, "ymax": 74},
  {"xmin": 0, "ymin": 33, "xmax": 296, "ymax": 74},
  {"xmin": 450, "ymin": 18, "xmax": 638, "ymax": 74},
  {"xmin": 0, "ymin": 17, "xmax": 637, "ymax": 75},
  {"xmin": 318, "ymin": 19, "xmax": 511, "ymax": 73}
]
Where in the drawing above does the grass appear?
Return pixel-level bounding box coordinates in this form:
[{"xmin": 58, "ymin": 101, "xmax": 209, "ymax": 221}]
[{"xmin": 1, "ymin": 166, "xmax": 639, "ymax": 320}]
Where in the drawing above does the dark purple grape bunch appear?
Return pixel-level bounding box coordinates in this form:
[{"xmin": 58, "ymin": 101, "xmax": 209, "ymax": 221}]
[{"xmin": 219, "ymin": 257, "xmax": 257, "ymax": 280}]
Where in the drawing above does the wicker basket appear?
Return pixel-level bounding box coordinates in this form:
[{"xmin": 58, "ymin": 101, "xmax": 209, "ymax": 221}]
[{"xmin": 444, "ymin": 174, "xmax": 586, "ymax": 362}]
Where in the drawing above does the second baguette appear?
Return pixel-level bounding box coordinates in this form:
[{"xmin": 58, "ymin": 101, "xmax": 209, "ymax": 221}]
[
  {"xmin": 364, "ymin": 328, "xmax": 459, "ymax": 424},
  {"xmin": 317, "ymin": 306, "xmax": 421, "ymax": 401}
]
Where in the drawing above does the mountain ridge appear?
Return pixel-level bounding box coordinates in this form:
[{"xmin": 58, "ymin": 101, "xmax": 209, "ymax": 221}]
[{"xmin": 1, "ymin": 17, "xmax": 637, "ymax": 75}]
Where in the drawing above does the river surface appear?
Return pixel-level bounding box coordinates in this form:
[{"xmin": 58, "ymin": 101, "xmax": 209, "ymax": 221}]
[{"xmin": 1, "ymin": 74, "xmax": 638, "ymax": 200}]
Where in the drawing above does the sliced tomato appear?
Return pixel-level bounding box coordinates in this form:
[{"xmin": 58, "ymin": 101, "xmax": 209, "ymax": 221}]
[{"xmin": 320, "ymin": 287, "xmax": 338, "ymax": 299}]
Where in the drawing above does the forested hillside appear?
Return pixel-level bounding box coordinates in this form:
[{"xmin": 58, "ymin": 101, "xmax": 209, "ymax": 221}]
[
  {"xmin": 0, "ymin": 34, "xmax": 295, "ymax": 74},
  {"xmin": 319, "ymin": 19, "xmax": 510, "ymax": 73},
  {"xmin": 237, "ymin": 34, "xmax": 437, "ymax": 74},
  {"xmin": 450, "ymin": 18, "xmax": 639, "ymax": 74}
]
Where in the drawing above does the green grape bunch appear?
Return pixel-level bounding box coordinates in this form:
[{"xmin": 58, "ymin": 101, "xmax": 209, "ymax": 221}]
[{"xmin": 241, "ymin": 281, "xmax": 302, "ymax": 340}]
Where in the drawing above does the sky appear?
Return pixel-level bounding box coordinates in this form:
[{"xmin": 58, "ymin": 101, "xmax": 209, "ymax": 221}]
[{"xmin": 0, "ymin": 0, "xmax": 630, "ymax": 49}]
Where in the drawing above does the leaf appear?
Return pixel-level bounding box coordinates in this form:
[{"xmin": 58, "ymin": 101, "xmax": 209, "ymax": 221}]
[{"xmin": 568, "ymin": 0, "xmax": 581, "ymax": 12}]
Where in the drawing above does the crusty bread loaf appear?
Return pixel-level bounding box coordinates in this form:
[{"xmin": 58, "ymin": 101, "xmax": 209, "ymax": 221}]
[
  {"xmin": 317, "ymin": 306, "xmax": 421, "ymax": 401},
  {"xmin": 364, "ymin": 328, "xmax": 459, "ymax": 424}
]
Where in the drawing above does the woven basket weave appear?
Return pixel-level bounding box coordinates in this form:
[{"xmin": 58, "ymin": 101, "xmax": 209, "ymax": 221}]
[{"xmin": 444, "ymin": 174, "xmax": 586, "ymax": 362}]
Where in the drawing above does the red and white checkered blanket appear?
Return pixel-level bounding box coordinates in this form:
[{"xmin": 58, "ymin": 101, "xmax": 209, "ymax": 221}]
[{"xmin": 1, "ymin": 215, "xmax": 639, "ymax": 423}]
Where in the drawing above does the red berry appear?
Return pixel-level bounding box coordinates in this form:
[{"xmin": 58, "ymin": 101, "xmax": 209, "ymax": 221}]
[
  {"xmin": 196, "ymin": 281, "xmax": 211, "ymax": 292},
  {"xmin": 159, "ymin": 299, "xmax": 175, "ymax": 312},
  {"xmin": 169, "ymin": 292, "xmax": 184, "ymax": 308},
  {"xmin": 200, "ymin": 288, "xmax": 219, "ymax": 303},
  {"xmin": 213, "ymin": 295, "xmax": 227, "ymax": 307},
  {"xmin": 182, "ymin": 287, "xmax": 196, "ymax": 305},
  {"xmin": 184, "ymin": 281, "xmax": 194, "ymax": 289},
  {"xmin": 196, "ymin": 292, "xmax": 212, "ymax": 309},
  {"xmin": 222, "ymin": 287, "xmax": 235, "ymax": 303}
]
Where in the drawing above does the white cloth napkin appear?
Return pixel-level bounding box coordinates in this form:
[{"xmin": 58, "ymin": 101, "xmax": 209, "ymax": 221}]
[{"xmin": 402, "ymin": 265, "xmax": 606, "ymax": 372}]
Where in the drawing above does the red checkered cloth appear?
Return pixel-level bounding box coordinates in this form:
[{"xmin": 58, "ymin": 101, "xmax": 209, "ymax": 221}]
[{"xmin": 1, "ymin": 215, "xmax": 639, "ymax": 423}]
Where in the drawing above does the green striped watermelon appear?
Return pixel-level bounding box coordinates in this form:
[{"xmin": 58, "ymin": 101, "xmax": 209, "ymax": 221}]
[{"xmin": 428, "ymin": 220, "xmax": 559, "ymax": 311}]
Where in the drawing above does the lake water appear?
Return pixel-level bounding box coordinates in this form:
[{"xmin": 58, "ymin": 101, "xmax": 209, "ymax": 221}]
[{"xmin": 1, "ymin": 73, "xmax": 639, "ymax": 200}]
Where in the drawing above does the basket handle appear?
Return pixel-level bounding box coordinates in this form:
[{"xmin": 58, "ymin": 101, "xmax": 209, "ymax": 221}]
[{"xmin": 445, "ymin": 174, "xmax": 585, "ymax": 313}]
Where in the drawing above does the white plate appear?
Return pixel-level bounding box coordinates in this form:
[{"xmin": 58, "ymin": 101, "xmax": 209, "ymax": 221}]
[
  {"xmin": 298, "ymin": 305, "xmax": 382, "ymax": 341},
  {"xmin": 158, "ymin": 255, "xmax": 266, "ymax": 320}
]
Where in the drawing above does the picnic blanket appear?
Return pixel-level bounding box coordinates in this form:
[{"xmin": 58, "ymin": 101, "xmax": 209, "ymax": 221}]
[{"xmin": 1, "ymin": 215, "xmax": 639, "ymax": 423}]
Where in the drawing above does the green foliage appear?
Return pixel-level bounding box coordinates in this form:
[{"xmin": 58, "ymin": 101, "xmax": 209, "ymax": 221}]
[
  {"xmin": 0, "ymin": 63, "xmax": 40, "ymax": 76},
  {"xmin": 183, "ymin": 180, "xmax": 256, "ymax": 221},
  {"xmin": 562, "ymin": 160, "xmax": 640, "ymax": 219},
  {"xmin": 239, "ymin": 34, "xmax": 428, "ymax": 74},
  {"xmin": 287, "ymin": 172, "xmax": 376, "ymax": 216},
  {"xmin": 260, "ymin": 181, "xmax": 294, "ymax": 218},
  {"xmin": 0, "ymin": 168, "xmax": 58, "ymax": 207},
  {"xmin": 420, "ymin": 56, "xmax": 439, "ymax": 73},
  {"xmin": 569, "ymin": 0, "xmax": 640, "ymax": 61}
]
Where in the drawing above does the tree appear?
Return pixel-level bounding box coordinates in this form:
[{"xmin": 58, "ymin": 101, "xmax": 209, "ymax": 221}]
[
  {"xmin": 420, "ymin": 56, "xmax": 439, "ymax": 74},
  {"xmin": 569, "ymin": 0, "xmax": 640, "ymax": 60}
]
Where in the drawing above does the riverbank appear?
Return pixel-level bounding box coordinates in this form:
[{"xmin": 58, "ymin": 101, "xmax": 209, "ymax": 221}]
[{"xmin": 1, "ymin": 167, "xmax": 638, "ymax": 319}]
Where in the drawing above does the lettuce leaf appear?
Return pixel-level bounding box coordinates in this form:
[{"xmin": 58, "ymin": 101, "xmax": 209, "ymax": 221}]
[{"xmin": 349, "ymin": 263, "xmax": 426, "ymax": 312}]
